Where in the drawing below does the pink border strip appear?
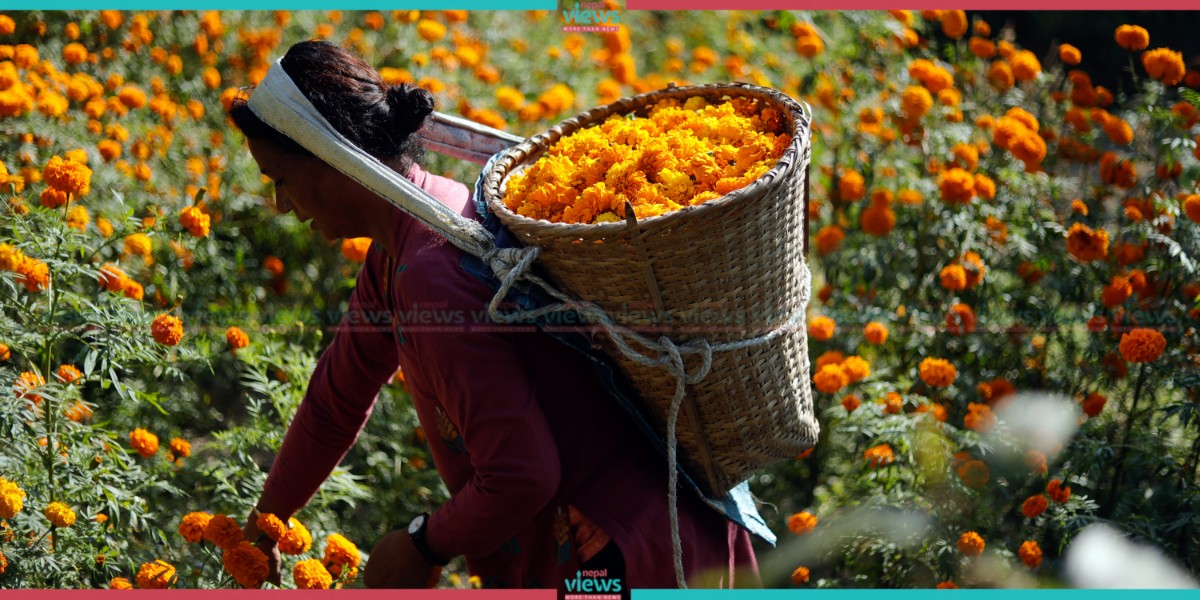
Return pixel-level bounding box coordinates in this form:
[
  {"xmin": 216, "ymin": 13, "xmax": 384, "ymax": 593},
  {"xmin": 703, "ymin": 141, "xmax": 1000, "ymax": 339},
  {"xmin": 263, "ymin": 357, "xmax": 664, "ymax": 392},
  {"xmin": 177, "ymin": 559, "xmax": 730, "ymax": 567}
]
[
  {"xmin": 626, "ymin": 2, "xmax": 1200, "ymax": 9},
  {"xmin": 1, "ymin": 591, "xmax": 556, "ymax": 599}
]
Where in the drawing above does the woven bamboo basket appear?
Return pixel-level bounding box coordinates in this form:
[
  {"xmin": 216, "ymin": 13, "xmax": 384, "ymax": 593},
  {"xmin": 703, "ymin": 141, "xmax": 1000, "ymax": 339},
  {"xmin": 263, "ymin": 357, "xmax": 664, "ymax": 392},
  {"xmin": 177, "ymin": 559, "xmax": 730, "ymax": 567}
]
[{"xmin": 481, "ymin": 83, "xmax": 817, "ymax": 496}]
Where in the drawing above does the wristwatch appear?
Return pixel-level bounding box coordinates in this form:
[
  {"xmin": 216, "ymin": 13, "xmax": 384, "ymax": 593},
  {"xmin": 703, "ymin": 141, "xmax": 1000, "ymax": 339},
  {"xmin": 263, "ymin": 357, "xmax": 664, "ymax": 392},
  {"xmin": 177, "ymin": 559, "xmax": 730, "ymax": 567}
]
[{"xmin": 407, "ymin": 513, "xmax": 449, "ymax": 567}]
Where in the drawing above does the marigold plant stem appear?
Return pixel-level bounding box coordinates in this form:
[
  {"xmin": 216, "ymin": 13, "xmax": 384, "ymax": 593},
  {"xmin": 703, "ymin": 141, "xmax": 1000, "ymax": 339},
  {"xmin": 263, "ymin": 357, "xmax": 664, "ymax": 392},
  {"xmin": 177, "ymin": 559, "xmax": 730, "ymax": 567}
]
[{"xmin": 1106, "ymin": 362, "xmax": 1148, "ymax": 515}]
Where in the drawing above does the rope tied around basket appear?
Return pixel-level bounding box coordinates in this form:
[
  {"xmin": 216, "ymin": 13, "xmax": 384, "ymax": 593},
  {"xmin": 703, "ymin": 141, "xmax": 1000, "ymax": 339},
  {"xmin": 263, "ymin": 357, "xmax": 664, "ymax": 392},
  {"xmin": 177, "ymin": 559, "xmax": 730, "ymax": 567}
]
[{"xmin": 248, "ymin": 60, "xmax": 812, "ymax": 590}]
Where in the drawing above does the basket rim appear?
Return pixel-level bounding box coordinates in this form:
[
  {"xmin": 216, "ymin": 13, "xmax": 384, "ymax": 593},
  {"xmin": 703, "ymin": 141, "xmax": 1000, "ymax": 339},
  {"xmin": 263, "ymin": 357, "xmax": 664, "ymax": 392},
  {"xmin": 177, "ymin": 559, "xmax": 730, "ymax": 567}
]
[{"xmin": 482, "ymin": 82, "xmax": 814, "ymax": 235}]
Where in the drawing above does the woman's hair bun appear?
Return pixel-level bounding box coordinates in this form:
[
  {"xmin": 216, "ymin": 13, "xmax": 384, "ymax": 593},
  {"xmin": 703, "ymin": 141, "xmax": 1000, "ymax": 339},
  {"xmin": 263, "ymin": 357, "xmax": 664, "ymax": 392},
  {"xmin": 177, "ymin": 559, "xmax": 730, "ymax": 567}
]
[{"xmin": 386, "ymin": 84, "xmax": 435, "ymax": 135}]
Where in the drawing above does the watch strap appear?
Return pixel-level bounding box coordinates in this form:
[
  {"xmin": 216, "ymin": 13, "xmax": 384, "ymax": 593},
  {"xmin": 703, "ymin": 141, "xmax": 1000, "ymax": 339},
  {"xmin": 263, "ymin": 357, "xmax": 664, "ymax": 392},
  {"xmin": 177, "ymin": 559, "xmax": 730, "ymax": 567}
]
[{"xmin": 410, "ymin": 514, "xmax": 449, "ymax": 567}]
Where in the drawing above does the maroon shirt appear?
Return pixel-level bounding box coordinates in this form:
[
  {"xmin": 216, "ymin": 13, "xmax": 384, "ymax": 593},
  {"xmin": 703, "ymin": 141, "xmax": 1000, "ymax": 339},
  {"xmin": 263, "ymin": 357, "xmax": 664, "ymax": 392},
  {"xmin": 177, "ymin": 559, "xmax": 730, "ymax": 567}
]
[{"xmin": 261, "ymin": 166, "xmax": 760, "ymax": 589}]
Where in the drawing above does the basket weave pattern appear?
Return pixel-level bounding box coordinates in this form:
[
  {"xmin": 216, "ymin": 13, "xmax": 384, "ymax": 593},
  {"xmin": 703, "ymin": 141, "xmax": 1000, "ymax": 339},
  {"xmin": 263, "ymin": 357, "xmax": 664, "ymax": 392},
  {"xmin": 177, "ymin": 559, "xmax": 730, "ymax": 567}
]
[{"xmin": 482, "ymin": 83, "xmax": 818, "ymax": 495}]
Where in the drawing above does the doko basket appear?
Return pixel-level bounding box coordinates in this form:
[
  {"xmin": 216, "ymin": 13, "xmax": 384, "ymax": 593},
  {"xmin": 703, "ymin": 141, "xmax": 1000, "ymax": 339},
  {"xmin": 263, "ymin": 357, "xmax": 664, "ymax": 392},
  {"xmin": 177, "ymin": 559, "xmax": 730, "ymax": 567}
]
[{"xmin": 481, "ymin": 83, "xmax": 817, "ymax": 496}]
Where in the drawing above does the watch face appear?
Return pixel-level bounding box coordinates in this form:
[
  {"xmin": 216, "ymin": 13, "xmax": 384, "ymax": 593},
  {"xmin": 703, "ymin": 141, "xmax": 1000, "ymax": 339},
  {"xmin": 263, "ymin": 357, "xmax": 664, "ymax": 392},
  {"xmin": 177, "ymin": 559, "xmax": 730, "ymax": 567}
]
[{"xmin": 408, "ymin": 514, "xmax": 425, "ymax": 534}]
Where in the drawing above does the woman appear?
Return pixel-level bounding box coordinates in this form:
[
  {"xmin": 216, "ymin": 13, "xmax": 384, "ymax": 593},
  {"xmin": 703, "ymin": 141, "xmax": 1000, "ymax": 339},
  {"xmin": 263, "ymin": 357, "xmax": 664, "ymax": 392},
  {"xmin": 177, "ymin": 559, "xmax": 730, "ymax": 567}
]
[{"xmin": 231, "ymin": 40, "xmax": 761, "ymax": 590}]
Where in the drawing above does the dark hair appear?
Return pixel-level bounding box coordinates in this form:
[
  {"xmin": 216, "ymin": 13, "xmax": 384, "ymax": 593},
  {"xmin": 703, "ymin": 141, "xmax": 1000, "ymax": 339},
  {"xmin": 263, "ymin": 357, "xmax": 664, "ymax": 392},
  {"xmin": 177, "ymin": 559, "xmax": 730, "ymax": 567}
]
[{"xmin": 229, "ymin": 40, "xmax": 434, "ymax": 169}]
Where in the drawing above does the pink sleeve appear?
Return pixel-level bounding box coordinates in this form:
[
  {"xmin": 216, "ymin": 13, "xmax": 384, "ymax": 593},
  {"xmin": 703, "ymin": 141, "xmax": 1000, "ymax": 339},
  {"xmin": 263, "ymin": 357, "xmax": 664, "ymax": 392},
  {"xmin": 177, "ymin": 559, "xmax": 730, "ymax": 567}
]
[
  {"xmin": 260, "ymin": 247, "xmax": 400, "ymax": 518},
  {"xmin": 410, "ymin": 265, "xmax": 562, "ymax": 558}
]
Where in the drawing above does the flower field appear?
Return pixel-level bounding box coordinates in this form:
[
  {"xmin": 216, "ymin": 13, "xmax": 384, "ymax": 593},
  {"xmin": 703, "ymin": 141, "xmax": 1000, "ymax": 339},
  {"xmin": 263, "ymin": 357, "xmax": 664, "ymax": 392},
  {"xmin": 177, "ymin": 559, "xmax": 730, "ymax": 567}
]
[{"xmin": 1, "ymin": 8, "xmax": 1200, "ymax": 589}]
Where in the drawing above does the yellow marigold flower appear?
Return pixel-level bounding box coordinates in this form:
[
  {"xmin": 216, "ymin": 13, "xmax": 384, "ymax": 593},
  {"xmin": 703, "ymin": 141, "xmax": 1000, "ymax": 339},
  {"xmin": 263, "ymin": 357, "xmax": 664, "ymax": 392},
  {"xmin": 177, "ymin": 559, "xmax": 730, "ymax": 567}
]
[
  {"xmin": 812, "ymin": 364, "xmax": 848, "ymax": 394},
  {"xmin": 1059, "ymin": 43, "xmax": 1082, "ymax": 65},
  {"xmin": 124, "ymin": 233, "xmax": 152, "ymax": 257},
  {"xmin": 790, "ymin": 565, "xmax": 810, "ymax": 585},
  {"xmin": 864, "ymin": 322, "xmax": 888, "ymax": 345},
  {"xmin": 808, "ymin": 316, "xmax": 835, "ymax": 341},
  {"xmin": 109, "ymin": 577, "xmax": 133, "ymax": 589},
  {"xmin": 1, "ymin": 477, "xmax": 27, "ymax": 519},
  {"xmin": 179, "ymin": 512, "xmax": 213, "ymax": 543},
  {"xmin": 226, "ymin": 326, "xmax": 250, "ymax": 353},
  {"xmin": 939, "ymin": 264, "xmax": 967, "ymax": 291},
  {"xmin": 1115, "ymin": 24, "xmax": 1149, "ymax": 51},
  {"xmin": 900, "ymin": 85, "xmax": 933, "ymax": 119},
  {"xmin": 66, "ymin": 205, "xmax": 89, "ymax": 231},
  {"xmin": 1065, "ymin": 223, "xmax": 1109, "ymax": 262},
  {"xmin": 179, "ymin": 206, "xmax": 210, "ymax": 238},
  {"xmin": 919, "ymin": 357, "xmax": 957, "ymax": 387},
  {"xmin": 956, "ymin": 459, "xmax": 989, "ymax": 488},
  {"xmin": 142, "ymin": 309, "xmax": 182, "ymax": 344},
  {"xmin": 864, "ymin": 443, "xmax": 895, "ymax": 468},
  {"xmin": 136, "ymin": 560, "xmax": 177, "ymax": 589},
  {"xmin": 495, "ymin": 86, "xmax": 525, "ymax": 111},
  {"xmin": 256, "ymin": 512, "xmax": 287, "ymax": 542},
  {"xmin": 294, "ymin": 558, "xmax": 333, "ymax": 589},
  {"xmin": 1047, "ymin": 479, "xmax": 1071, "ymax": 503},
  {"xmin": 840, "ymin": 356, "xmax": 870, "ymax": 383},
  {"xmin": 202, "ymin": 67, "xmax": 221, "ymax": 90},
  {"xmin": 279, "ymin": 517, "xmax": 313, "ymax": 555},
  {"xmin": 341, "ymin": 237, "xmax": 371, "ymax": 263},
  {"xmin": 1022, "ymin": 494, "xmax": 1049, "ymax": 518},
  {"xmin": 957, "ymin": 531, "xmax": 985, "ymax": 557},
  {"xmin": 43, "ymin": 501, "xmax": 76, "ymax": 528},
  {"xmin": 1142, "ymin": 48, "xmax": 1186, "ymax": 86},
  {"xmin": 129, "ymin": 428, "xmax": 159, "ymax": 458},
  {"xmin": 940, "ymin": 10, "xmax": 967, "ymax": 39},
  {"xmin": 1019, "ymin": 540, "xmax": 1043, "ymax": 568},
  {"xmin": 787, "ymin": 511, "xmax": 818, "ymax": 535},
  {"xmin": 204, "ymin": 514, "xmax": 245, "ymax": 549},
  {"xmin": 1119, "ymin": 327, "xmax": 1166, "ymax": 363},
  {"xmin": 223, "ymin": 541, "xmax": 269, "ymax": 588},
  {"xmin": 42, "ymin": 155, "xmax": 91, "ymax": 196},
  {"xmin": 416, "ymin": 18, "xmax": 447, "ymax": 42},
  {"xmin": 1010, "ymin": 50, "xmax": 1042, "ymax": 81}
]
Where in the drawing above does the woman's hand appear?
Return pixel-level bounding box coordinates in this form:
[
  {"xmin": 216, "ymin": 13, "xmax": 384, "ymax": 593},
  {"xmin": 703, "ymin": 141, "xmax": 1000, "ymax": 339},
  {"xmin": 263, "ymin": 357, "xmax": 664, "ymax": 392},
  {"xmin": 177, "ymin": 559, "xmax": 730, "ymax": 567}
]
[
  {"xmin": 242, "ymin": 511, "xmax": 283, "ymax": 587},
  {"xmin": 364, "ymin": 530, "xmax": 442, "ymax": 588}
]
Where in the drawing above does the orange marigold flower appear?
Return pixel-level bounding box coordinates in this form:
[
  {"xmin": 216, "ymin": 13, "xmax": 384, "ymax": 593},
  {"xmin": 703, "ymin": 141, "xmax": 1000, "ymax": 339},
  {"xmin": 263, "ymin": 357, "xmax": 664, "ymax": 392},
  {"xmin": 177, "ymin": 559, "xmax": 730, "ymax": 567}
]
[
  {"xmin": 808, "ymin": 316, "xmax": 836, "ymax": 341},
  {"xmin": 1019, "ymin": 540, "xmax": 1043, "ymax": 568},
  {"xmin": 294, "ymin": 558, "xmax": 333, "ymax": 589},
  {"xmin": 1115, "ymin": 25, "xmax": 1149, "ymax": 51},
  {"xmin": 977, "ymin": 378, "xmax": 1016, "ymax": 405},
  {"xmin": 42, "ymin": 155, "xmax": 92, "ymax": 197},
  {"xmin": 919, "ymin": 358, "xmax": 957, "ymax": 388},
  {"xmin": 787, "ymin": 511, "xmax": 818, "ymax": 535},
  {"xmin": 15, "ymin": 371, "xmax": 45, "ymax": 405},
  {"xmin": 860, "ymin": 202, "xmax": 895, "ymax": 236},
  {"xmin": 946, "ymin": 303, "xmax": 976, "ymax": 335},
  {"xmin": 790, "ymin": 565, "xmax": 810, "ymax": 585},
  {"xmin": 864, "ymin": 321, "xmax": 889, "ymax": 345},
  {"xmin": 838, "ymin": 170, "xmax": 866, "ymax": 202},
  {"xmin": 1119, "ymin": 327, "xmax": 1166, "ymax": 363},
  {"xmin": 1082, "ymin": 392, "xmax": 1107, "ymax": 417},
  {"xmin": 179, "ymin": 206, "xmax": 211, "ymax": 238},
  {"xmin": 16, "ymin": 258, "xmax": 50, "ymax": 293},
  {"xmin": 416, "ymin": 18, "xmax": 447, "ymax": 42},
  {"xmin": 222, "ymin": 541, "xmax": 269, "ymax": 588},
  {"xmin": 938, "ymin": 168, "xmax": 975, "ymax": 204},
  {"xmin": 864, "ymin": 443, "xmax": 895, "ymax": 468},
  {"xmin": 263, "ymin": 255, "xmax": 285, "ymax": 276},
  {"xmin": 1022, "ymin": 494, "xmax": 1049, "ymax": 518},
  {"xmin": 974, "ymin": 173, "xmax": 996, "ymax": 200},
  {"xmin": 1103, "ymin": 117, "xmax": 1133, "ymax": 146},
  {"xmin": 129, "ymin": 428, "xmax": 159, "ymax": 458},
  {"xmin": 957, "ymin": 531, "xmax": 985, "ymax": 557},
  {"xmin": 969, "ymin": 37, "xmax": 996, "ymax": 59},
  {"xmin": 179, "ymin": 512, "xmax": 213, "ymax": 543},
  {"xmin": 940, "ymin": 10, "xmax": 967, "ymax": 39},
  {"xmin": 1011, "ymin": 447, "xmax": 1041, "ymax": 474},
  {"xmin": 204, "ymin": 514, "xmax": 245, "ymax": 549},
  {"xmin": 109, "ymin": 577, "xmax": 134, "ymax": 589},
  {"xmin": 124, "ymin": 233, "xmax": 153, "ymax": 257},
  {"xmin": 901, "ymin": 85, "xmax": 933, "ymax": 119},
  {"xmin": 55, "ymin": 364, "xmax": 82, "ymax": 384},
  {"xmin": 987, "ymin": 61, "xmax": 1014, "ymax": 90},
  {"xmin": 40, "ymin": 188, "xmax": 70, "ymax": 209},
  {"xmin": 936, "ymin": 581, "xmax": 958, "ymax": 589},
  {"xmin": 939, "ymin": 264, "xmax": 967, "ymax": 291},
  {"xmin": 1046, "ymin": 479, "xmax": 1071, "ymax": 503},
  {"xmin": 840, "ymin": 356, "xmax": 870, "ymax": 383},
  {"xmin": 226, "ymin": 326, "xmax": 249, "ymax": 352},
  {"xmin": 169, "ymin": 437, "xmax": 191, "ymax": 459},
  {"xmin": 1010, "ymin": 50, "xmax": 1042, "ymax": 81},
  {"xmin": 136, "ymin": 560, "xmax": 177, "ymax": 589},
  {"xmin": 1065, "ymin": 223, "xmax": 1109, "ymax": 262},
  {"xmin": 1059, "ymin": 43, "xmax": 1082, "ymax": 65},
  {"xmin": 841, "ymin": 394, "xmax": 862, "ymax": 413},
  {"xmin": 279, "ymin": 518, "xmax": 313, "ymax": 555},
  {"xmin": 256, "ymin": 512, "xmax": 287, "ymax": 542},
  {"xmin": 964, "ymin": 402, "xmax": 996, "ymax": 433},
  {"xmin": 957, "ymin": 459, "xmax": 989, "ymax": 488},
  {"xmin": 341, "ymin": 237, "xmax": 371, "ymax": 263},
  {"xmin": 1142, "ymin": 48, "xmax": 1186, "ymax": 85},
  {"xmin": 813, "ymin": 364, "xmax": 849, "ymax": 394},
  {"xmin": 151, "ymin": 314, "xmax": 184, "ymax": 346},
  {"xmin": 323, "ymin": 533, "xmax": 361, "ymax": 579},
  {"xmin": 0, "ymin": 343, "xmax": 9, "ymax": 362},
  {"xmin": 815, "ymin": 225, "xmax": 845, "ymax": 255}
]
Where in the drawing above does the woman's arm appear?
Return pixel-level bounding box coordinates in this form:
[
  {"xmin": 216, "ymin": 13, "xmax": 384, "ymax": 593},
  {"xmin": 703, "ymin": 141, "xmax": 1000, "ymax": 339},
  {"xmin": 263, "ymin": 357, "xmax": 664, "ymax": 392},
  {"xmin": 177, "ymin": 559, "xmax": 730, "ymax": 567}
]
[{"xmin": 258, "ymin": 247, "xmax": 401, "ymax": 520}]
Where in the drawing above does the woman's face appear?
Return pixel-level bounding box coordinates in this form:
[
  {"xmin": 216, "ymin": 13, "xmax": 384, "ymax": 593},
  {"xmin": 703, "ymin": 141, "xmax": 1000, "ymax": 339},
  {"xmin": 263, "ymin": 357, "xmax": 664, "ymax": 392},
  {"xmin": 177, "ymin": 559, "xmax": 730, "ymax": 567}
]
[{"xmin": 247, "ymin": 136, "xmax": 375, "ymax": 241}]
